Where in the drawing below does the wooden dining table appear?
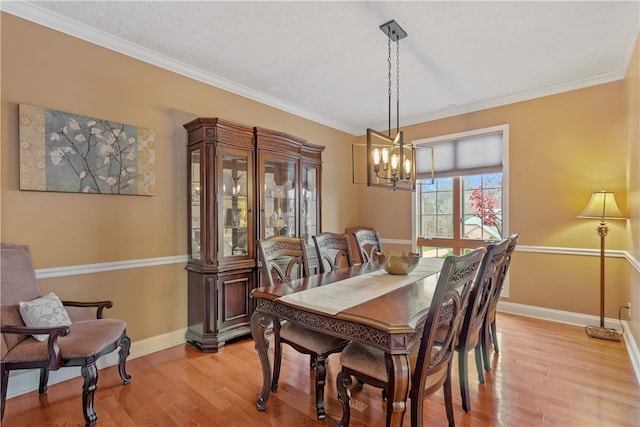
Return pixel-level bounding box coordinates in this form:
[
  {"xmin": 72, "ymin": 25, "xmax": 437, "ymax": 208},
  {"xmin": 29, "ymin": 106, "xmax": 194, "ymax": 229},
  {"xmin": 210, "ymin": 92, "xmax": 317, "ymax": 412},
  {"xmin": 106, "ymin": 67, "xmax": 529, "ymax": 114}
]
[{"xmin": 250, "ymin": 257, "xmax": 444, "ymax": 427}]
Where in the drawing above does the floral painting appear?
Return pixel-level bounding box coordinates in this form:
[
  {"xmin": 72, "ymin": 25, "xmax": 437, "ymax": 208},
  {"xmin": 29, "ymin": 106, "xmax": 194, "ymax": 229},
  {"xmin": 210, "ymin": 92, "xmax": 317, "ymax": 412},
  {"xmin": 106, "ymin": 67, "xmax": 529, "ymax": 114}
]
[{"xmin": 19, "ymin": 104, "xmax": 155, "ymax": 195}]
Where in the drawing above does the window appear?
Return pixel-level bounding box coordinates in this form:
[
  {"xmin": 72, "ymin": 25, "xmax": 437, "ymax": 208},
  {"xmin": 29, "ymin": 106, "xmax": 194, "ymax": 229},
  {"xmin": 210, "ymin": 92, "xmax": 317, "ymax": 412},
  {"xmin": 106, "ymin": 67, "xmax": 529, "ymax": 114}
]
[{"xmin": 412, "ymin": 125, "xmax": 509, "ymax": 258}]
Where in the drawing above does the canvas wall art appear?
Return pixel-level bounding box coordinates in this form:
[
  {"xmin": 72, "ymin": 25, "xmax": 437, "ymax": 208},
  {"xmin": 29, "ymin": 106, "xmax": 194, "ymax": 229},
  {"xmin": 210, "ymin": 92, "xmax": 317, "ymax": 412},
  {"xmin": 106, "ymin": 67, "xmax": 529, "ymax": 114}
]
[{"xmin": 19, "ymin": 104, "xmax": 156, "ymax": 196}]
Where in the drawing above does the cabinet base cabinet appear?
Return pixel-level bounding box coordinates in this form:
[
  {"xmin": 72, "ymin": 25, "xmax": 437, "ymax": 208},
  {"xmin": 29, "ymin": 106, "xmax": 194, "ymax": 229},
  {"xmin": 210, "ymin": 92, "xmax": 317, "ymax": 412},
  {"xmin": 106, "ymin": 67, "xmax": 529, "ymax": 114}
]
[{"xmin": 186, "ymin": 269, "xmax": 255, "ymax": 352}]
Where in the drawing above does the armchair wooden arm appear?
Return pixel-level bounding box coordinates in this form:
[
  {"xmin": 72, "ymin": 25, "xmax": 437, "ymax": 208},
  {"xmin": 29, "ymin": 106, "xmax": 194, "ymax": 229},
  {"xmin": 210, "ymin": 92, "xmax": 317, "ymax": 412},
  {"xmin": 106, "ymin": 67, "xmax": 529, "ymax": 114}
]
[
  {"xmin": 61, "ymin": 300, "xmax": 113, "ymax": 319},
  {"xmin": 1, "ymin": 324, "xmax": 70, "ymax": 371}
]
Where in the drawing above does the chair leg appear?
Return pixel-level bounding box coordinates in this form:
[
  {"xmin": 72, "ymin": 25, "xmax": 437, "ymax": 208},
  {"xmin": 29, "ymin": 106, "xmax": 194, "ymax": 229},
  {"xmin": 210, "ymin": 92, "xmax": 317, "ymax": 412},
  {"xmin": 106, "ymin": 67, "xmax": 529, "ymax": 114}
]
[
  {"xmin": 118, "ymin": 334, "xmax": 132, "ymax": 384},
  {"xmin": 1, "ymin": 366, "xmax": 8, "ymax": 420},
  {"xmin": 481, "ymin": 323, "xmax": 492, "ymax": 373},
  {"xmin": 314, "ymin": 354, "xmax": 327, "ymax": 419},
  {"xmin": 443, "ymin": 366, "xmax": 455, "ymax": 427},
  {"xmin": 491, "ymin": 320, "xmax": 499, "ymax": 353},
  {"xmin": 458, "ymin": 349, "xmax": 471, "ymax": 413},
  {"xmin": 410, "ymin": 385, "xmax": 424, "ymax": 427},
  {"xmin": 336, "ymin": 370, "xmax": 352, "ymax": 427},
  {"xmin": 474, "ymin": 345, "xmax": 484, "ymax": 385},
  {"xmin": 38, "ymin": 368, "xmax": 49, "ymax": 393},
  {"xmin": 81, "ymin": 363, "xmax": 99, "ymax": 427}
]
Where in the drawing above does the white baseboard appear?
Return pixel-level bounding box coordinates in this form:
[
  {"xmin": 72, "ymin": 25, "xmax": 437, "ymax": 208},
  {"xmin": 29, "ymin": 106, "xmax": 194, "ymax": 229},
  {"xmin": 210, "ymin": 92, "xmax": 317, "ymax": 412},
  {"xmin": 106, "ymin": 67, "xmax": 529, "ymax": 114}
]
[
  {"xmin": 7, "ymin": 302, "xmax": 640, "ymax": 398},
  {"xmin": 6, "ymin": 328, "xmax": 188, "ymax": 399},
  {"xmin": 498, "ymin": 301, "xmax": 640, "ymax": 386}
]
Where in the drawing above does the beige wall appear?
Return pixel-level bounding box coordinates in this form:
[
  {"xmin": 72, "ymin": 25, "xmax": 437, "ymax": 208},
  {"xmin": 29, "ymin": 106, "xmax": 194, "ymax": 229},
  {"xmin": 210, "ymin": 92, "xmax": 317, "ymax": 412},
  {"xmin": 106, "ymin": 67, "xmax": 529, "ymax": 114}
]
[
  {"xmin": 1, "ymin": 14, "xmax": 357, "ymax": 342},
  {"xmin": 357, "ymin": 42, "xmax": 639, "ymax": 326},
  {"xmin": 625, "ymin": 36, "xmax": 640, "ymax": 346},
  {"xmin": 2, "ymin": 14, "xmax": 638, "ymax": 349}
]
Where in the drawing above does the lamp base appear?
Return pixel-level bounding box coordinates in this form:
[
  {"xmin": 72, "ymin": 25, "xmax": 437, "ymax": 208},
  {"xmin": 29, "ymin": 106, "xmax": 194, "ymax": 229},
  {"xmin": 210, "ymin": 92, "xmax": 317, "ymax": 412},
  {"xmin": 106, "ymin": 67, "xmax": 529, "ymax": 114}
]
[{"xmin": 585, "ymin": 325, "xmax": 622, "ymax": 342}]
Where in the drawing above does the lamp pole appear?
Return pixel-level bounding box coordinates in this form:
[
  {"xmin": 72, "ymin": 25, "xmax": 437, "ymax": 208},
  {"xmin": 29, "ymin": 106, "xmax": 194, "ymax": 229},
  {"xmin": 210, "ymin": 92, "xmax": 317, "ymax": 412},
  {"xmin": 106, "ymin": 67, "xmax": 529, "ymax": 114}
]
[{"xmin": 597, "ymin": 222, "xmax": 607, "ymax": 329}]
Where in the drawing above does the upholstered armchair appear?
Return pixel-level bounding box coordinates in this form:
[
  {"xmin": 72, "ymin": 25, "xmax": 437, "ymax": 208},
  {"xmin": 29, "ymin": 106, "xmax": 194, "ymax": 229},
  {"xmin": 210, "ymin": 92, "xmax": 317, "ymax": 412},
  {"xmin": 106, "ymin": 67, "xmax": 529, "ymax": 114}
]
[{"xmin": 0, "ymin": 243, "xmax": 131, "ymax": 427}]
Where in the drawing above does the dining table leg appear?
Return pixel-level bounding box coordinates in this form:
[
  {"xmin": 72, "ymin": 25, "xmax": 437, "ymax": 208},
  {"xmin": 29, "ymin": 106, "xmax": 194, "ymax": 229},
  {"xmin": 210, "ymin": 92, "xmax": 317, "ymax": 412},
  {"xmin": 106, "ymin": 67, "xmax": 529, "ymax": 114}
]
[
  {"xmin": 385, "ymin": 353, "xmax": 411, "ymax": 427},
  {"xmin": 251, "ymin": 310, "xmax": 274, "ymax": 411}
]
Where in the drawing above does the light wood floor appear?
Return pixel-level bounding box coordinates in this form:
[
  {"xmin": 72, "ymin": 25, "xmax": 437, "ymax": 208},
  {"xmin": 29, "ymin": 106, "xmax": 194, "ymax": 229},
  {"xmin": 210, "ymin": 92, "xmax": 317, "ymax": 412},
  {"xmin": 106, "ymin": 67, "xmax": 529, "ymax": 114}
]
[{"xmin": 3, "ymin": 313, "xmax": 640, "ymax": 426}]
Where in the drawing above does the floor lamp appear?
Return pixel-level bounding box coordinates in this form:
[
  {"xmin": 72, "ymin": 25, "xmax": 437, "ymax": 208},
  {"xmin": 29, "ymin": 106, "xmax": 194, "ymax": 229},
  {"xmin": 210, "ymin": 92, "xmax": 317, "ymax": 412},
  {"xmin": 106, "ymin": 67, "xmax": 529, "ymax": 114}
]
[{"xmin": 578, "ymin": 190, "xmax": 626, "ymax": 341}]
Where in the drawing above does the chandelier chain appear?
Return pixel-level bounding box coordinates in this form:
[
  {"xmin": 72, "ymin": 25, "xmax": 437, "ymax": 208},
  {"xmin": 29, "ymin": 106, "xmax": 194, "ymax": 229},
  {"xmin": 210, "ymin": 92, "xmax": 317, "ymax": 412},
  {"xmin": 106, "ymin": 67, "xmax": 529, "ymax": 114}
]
[
  {"xmin": 396, "ymin": 39, "xmax": 400, "ymax": 133},
  {"xmin": 387, "ymin": 32, "xmax": 392, "ymax": 136},
  {"xmin": 387, "ymin": 35, "xmax": 392, "ymax": 98}
]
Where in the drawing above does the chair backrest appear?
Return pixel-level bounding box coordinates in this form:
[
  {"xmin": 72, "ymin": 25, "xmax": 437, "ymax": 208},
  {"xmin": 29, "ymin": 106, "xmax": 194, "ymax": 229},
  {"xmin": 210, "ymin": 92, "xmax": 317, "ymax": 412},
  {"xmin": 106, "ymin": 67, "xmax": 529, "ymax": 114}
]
[
  {"xmin": 258, "ymin": 236, "xmax": 310, "ymax": 287},
  {"xmin": 1, "ymin": 243, "xmax": 45, "ymax": 356},
  {"xmin": 410, "ymin": 247, "xmax": 486, "ymax": 400},
  {"xmin": 457, "ymin": 239, "xmax": 510, "ymax": 349},
  {"xmin": 352, "ymin": 229, "xmax": 384, "ymax": 264},
  {"xmin": 1, "ymin": 243, "xmax": 43, "ymax": 305},
  {"xmin": 486, "ymin": 233, "xmax": 519, "ymax": 318},
  {"xmin": 345, "ymin": 226, "xmax": 374, "ymax": 264},
  {"xmin": 312, "ymin": 232, "xmax": 354, "ymax": 273}
]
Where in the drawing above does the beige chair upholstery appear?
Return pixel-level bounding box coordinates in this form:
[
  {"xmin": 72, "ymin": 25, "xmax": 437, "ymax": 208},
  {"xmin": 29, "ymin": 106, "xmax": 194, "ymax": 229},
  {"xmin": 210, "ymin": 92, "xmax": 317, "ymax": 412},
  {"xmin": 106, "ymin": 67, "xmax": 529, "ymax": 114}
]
[
  {"xmin": 1, "ymin": 243, "xmax": 131, "ymax": 427},
  {"xmin": 454, "ymin": 239, "xmax": 510, "ymax": 412},
  {"xmin": 312, "ymin": 232, "xmax": 354, "ymax": 273},
  {"xmin": 482, "ymin": 233, "xmax": 520, "ymax": 371},
  {"xmin": 257, "ymin": 236, "xmax": 348, "ymax": 419},
  {"xmin": 351, "ymin": 228, "xmax": 384, "ymax": 264},
  {"xmin": 336, "ymin": 247, "xmax": 486, "ymax": 427}
]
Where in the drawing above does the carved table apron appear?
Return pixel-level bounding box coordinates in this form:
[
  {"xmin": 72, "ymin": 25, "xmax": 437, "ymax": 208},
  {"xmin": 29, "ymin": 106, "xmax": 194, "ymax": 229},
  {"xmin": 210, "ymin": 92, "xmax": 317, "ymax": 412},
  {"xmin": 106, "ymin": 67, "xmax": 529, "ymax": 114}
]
[{"xmin": 250, "ymin": 258, "xmax": 444, "ymax": 427}]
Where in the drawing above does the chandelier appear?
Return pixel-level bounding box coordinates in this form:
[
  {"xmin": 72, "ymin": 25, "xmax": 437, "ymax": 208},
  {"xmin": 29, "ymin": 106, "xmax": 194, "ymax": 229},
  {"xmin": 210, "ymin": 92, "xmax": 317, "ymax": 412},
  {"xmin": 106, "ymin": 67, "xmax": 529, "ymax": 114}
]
[{"xmin": 366, "ymin": 19, "xmax": 415, "ymax": 192}]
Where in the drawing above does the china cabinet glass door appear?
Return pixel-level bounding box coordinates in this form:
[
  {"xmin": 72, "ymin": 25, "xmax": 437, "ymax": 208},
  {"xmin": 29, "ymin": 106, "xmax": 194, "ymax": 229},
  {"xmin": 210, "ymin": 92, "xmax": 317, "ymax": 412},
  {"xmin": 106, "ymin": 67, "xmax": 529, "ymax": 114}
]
[
  {"xmin": 262, "ymin": 155, "xmax": 297, "ymax": 239},
  {"xmin": 220, "ymin": 148, "xmax": 251, "ymax": 259},
  {"xmin": 301, "ymin": 163, "xmax": 320, "ymax": 245},
  {"xmin": 190, "ymin": 149, "xmax": 201, "ymax": 260}
]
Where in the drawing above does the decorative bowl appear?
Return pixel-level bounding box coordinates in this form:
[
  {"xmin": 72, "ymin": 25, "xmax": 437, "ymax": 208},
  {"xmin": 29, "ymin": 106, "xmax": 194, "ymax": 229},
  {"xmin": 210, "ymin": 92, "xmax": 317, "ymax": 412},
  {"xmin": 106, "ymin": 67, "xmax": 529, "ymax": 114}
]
[{"xmin": 378, "ymin": 251, "xmax": 421, "ymax": 275}]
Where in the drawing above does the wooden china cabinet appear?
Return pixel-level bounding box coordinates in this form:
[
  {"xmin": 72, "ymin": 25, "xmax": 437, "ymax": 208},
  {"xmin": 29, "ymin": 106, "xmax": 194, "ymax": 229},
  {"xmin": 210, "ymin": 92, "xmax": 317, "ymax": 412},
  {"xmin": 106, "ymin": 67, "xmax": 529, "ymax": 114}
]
[{"xmin": 184, "ymin": 119, "xmax": 324, "ymax": 352}]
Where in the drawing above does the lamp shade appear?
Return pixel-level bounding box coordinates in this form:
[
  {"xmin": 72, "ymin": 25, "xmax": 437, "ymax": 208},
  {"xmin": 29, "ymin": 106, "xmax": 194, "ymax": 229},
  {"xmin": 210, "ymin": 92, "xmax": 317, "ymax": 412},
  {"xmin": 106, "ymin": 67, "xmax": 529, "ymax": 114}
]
[{"xmin": 578, "ymin": 191, "xmax": 626, "ymax": 220}]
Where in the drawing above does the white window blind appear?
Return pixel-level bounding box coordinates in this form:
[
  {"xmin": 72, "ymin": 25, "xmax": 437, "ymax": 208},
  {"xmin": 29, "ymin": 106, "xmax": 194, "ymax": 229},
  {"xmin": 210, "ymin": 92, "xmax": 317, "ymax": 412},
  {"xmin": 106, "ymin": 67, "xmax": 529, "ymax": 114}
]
[{"xmin": 414, "ymin": 131, "xmax": 503, "ymax": 179}]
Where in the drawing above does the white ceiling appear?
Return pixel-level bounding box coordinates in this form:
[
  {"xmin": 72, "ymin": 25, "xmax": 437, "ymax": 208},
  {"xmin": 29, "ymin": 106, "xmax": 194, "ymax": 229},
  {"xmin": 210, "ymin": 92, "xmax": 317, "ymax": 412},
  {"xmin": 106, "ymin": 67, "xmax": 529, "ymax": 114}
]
[{"xmin": 3, "ymin": 1, "xmax": 639, "ymax": 135}]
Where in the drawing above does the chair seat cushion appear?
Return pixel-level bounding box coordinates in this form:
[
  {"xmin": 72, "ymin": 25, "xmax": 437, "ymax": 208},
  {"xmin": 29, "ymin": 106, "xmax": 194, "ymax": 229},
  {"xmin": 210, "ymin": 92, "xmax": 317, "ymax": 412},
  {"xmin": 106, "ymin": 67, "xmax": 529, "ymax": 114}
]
[
  {"xmin": 2, "ymin": 318, "xmax": 127, "ymax": 364},
  {"xmin": 341, "ymin": 341, "xmax": 446, "ymax": 391},
  {"xmin": 279, "ymin": 321, "xmax": 348, "ymax": 354},
  {"xmin": 340, "ymin": 341, "xmax": 387, "ymax": 382}
]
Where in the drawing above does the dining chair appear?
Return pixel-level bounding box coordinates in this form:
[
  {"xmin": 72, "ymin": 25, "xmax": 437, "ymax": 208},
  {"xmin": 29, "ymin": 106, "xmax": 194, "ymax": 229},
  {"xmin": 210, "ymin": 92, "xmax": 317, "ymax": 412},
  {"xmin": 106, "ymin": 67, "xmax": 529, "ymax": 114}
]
[
  {"xmin": 345, "ymin": 226, "xmax": 375, "ymax": 264},
  {"xmin": 312, "ymin": 232, "xmax": 354, "ymax": 273},
  {"xmin": 336, "ymin": 247, "xmax": 486, "ymax": 427},
  {"xmin": 481, "ymin": 233, "xmax": 519, "ymax": 371},
  {"xmin": 0, "ymin": 243, "xmax": 131, "ymax": 427},
  {"xmin": 352, "ymin": 228, "xmax": 384, "ymax": 264},
  {"xmin": 453, "ymin": 239, "xmax": 510, "ymax": 412},
  {"xmin": 257, "ymin": 236, "xmax": 348, "ymax": 419}
]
